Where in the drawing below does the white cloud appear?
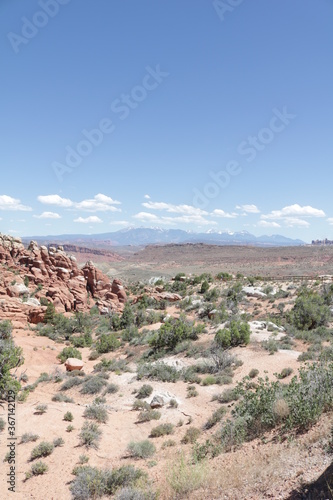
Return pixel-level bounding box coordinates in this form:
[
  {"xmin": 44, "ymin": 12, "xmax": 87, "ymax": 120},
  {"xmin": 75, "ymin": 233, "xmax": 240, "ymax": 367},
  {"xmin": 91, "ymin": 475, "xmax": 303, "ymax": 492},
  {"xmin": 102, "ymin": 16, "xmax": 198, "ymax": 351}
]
[
  {"xmin": 327, "ymin": 218, "xmax": 333, "ymax": 225},
  {"xmin": 37, "ymin": 194, "xmax": 73, "ymax": 207},
  {"xmin": 33, "ymin": 212, "xmax": 61, "ymax": 219},
  {"xmin": 74, "ymin": 216, "xmax": 103, "ymax": 224},
  {"xmin": 0, "ymin": 195, "xmax": 32, "ymax": 211},
  {"xmin": 258, "ymin": 220, "xmax": 281, "ymax": 228},
  {"xmin": 262, "ymin": 204, "xmax": 325, "ymax": 220},
  {"xmin": 142, "ymin": 201, "xmax": 208, "ymax": 216},
  {"xmin": 212, "ymin": 209, "xmax": 237, "ymax": 218},
  {"xmin": 133, "ymin": 212, "xmax": 214, "ymax": 226},
  {"xmin": 133, "ymin": 212, "xmax": 160, "ymax": 222},
  {"xmin": 284, "ymin": 218, "xmax": 310, "ymax": 227},
  {"xmin": 75, "ymin": 194, "xmax": 121, "ymax": 212},
  {"xmin": 38, "ymin": 193, "xmax": 121, "ymax": 212},
  {"xmin": 236, "ymin": 204, "xmax": 260, "ymax": 214},
  {"xmin": 144, "ymin": 194, "xmax": 151, "ymax": 199}
]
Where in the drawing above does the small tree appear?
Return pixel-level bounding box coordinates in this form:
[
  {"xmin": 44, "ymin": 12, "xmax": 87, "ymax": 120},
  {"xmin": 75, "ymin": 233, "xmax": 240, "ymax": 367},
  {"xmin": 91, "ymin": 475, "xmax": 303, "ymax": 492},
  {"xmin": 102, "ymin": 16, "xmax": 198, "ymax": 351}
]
[
  {"xmin": 95, "ymin": 334, "xmax": 120, "ymax": 354},
  {"xmin": 44, "ymin": 302, "xmax": 56, "ymax": 324},
  {"xmin": 215, "ymin": 320, "xmax": 250, "ymax": 348},
  {"xmin": 290, "ymin": 289, "xmax": 331, "ymax": 330},
  {"xmin": 200, "ymin": 280, "xmax": 210, "ymax": 294},
  {"xmin": 0, "ymin": 320, "xmax": 23, "ymax": 399},
  {"xmin": 57, "ymin": 347, "xmax": 82, "ymax": 363},
  {"xmin": 120, "ymin": 303, "xmax": 134, "ymax": 329}
]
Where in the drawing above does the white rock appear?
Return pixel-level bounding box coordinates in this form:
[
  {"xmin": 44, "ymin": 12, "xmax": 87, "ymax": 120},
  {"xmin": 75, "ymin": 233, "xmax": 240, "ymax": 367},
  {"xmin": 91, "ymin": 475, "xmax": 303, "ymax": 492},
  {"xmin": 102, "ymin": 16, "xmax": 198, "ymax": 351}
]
[
  {"xmin": 242, "ymin": 286, "xmax": 267, "ymax": 298},
  {"xmin": 25, "ymin": 298, "xmax": 41, "ymax": 307}
]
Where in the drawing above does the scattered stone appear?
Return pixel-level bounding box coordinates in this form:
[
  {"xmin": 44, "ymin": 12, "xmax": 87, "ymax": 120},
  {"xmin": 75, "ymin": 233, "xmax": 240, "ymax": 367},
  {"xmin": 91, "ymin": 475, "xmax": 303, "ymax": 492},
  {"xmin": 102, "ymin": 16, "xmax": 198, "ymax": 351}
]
[
  {"xmin": 64, "ymin": 358, "xmax": 84, "ymax": 371},
  {"xmin": 150, "ymin": 395, "xmax": 164, "ymax": 408}
]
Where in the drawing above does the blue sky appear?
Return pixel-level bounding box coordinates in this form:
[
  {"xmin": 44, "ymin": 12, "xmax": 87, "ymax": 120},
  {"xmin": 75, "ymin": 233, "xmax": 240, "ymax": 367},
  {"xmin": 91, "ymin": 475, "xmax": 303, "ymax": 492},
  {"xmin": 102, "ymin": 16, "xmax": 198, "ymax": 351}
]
[{"xmin": 1, "ymin": 0, "xmax": 332, "ymax": 242}]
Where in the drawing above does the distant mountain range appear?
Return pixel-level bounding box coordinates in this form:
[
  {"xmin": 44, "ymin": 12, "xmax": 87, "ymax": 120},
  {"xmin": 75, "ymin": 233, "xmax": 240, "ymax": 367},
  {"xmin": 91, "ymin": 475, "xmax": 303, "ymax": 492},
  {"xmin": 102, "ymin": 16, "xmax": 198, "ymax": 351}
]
[{"xmin": 23, "ymin": 227, "xmax": 305, "ymax": 248}]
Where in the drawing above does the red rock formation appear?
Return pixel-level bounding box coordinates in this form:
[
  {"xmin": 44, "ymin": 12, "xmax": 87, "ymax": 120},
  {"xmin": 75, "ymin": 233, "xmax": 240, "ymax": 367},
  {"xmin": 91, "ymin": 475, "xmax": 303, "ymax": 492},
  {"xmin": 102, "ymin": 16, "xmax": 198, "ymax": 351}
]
[{"xmin": 0, "ymin": 234, "xmax": 126, "ymax": 324}]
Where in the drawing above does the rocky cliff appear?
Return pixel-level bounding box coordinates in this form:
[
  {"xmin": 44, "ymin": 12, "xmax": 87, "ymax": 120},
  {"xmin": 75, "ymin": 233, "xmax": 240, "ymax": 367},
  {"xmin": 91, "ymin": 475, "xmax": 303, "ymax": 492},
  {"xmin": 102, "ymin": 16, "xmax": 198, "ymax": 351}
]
[{"xmin": 0, "ymin": 234, "xmax": 127, "ymax": 327}]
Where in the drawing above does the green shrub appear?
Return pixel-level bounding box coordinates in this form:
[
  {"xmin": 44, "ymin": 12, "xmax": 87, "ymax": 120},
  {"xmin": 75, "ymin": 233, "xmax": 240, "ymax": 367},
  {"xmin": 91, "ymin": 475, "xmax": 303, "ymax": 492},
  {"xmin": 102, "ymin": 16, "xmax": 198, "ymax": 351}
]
[
  {"xmin": 248, "ymin": 368, "xmax": 259, "ymax": 379},
  {"xmin": 204, "ymin": 407, "xmax": 227, "ymax": 429},
  {"xmin": 162, "ymin": 439, "xmax": 176, "ymax": 449},
  {"xmin": 120, "ymin": 303, "xmax": 134, "ymax": 328},
  {"xmin": 64, "ymin": 411, "xmax": 73, "ymax": 422},
  {"xmin": 182, "ymin": 369, "xmax": 201, "ymax": 384},
  {"xmin": 167, "ymin": 453, "xmax": 209, "ymax": 496},
  {"xmin": 52, "ymin": 393, "xmax": 74, "ymax": 403},
  {"xmin": 214, "ymin": 320, "xmax": 250, "ymax": 348},
  {"xmin": 70, "ymin": 465, "xmax": 145, "ymax": 499},
  {"xmin": 150, "ymin": 423, "xmax": 174, "ymax": 437},
  {"xmin": 213, "ymin": 388, "xmax": 239, "ymax": 404},
  {"xmin": 35, "ymin": 404, "xmax": 47, "ymax": 414},
  {"xmin": 19, "ymin": 373, "xmax": 28, "ymax": 383},
  {"xmin": 216, "ymin": 374, "xmax": 233, "ymax": 385},
  {"xmin": 137, "ymin": 410, "xmax": 161, "ymax": 422},
  {"xmin": 0, "ymin": 320, "xmax": 23, "ymax": 399},
  {"xmin": 216, "ymin": 272, "xmax": 232, "ymax": 281},
  {"xmin": 136, "ymin": 384, "xmax": 153, "ymax": 399},
  {"xmin": 30, "ymin": 441, "xmax": 54, "ymax": 460},
  {"xmin": 94, "ymin": 358, "xmax": 129, "ymax": 373},
  {"xmin": 149, "ymin": 317, "xmax": 203, "ymax": 351},
  {"xmin": 104, "ymin": 383, "xmax": 119, "ymax": 394},
  {"xmin": 89, "ymin": 350, "xmax": 99, "ymax": 361},
  {"xmin": 71, "ymin": 333, "xmax": 93, "ymax": 348},
  {"xmin": 0, "ymin": 418, "xmax": 5, "ymax": 432},
  {"xmin": 57, "ymin": 346, "xmax": 82, "ymax": 363},
  {"xmin": 186, "ymin": 385, "xmax": 198, "ymax": 398},
  {"xmin": 95, "ymin": 371, "xmax": 109, "ymax": 380},
  {"xmin": 78, "ymin": 454, "xmax": 89, "ymax": 464},
  {"xmin": 79, "ymin": 422, "xmax": 102, "ymax": 449},
  {"xmin": 132, "ymin": 400, "xmax": 150, "ymax": 411},
  {"xmin": 277, "ymin": 367, "xmax": 293, "ymax": 379},
  {"xmin": 227, "ymin": 362, "xmax": 333, "ymax": 442},
  {"xmin": 289, "ymin": 289, "xmax": 331, "ymax": 330},
  {"xmin": 81, "ymin": 376, "xmax": 107, "ymax": 395},
  {"xmin": 262, "ymin": 338, "xmax": 279, "ymax": 354},
  {"xmin": 127, "ymin": 440, "xmax": 156, "ymax": 459},
  {"xmin": 20, "ymin": 433, "xmax": 39, "ymax": 443},
  {"xmin": 60, "ymin": 376, "xmax": 84, "ymax": 391},
  {"xmin": 95, "ymin": 334, "xmax": 121, "ymax": 354},
  {"xmin": 201, "ymin": 375, "xmax": 217, "ymax": 386},
  {"xmin": 36, "ymin": 372, "xmax": 51, "ymax": 383},
  {"xmin": 137, "ymin": 362, "xmax": 180, "ymax": 383},
  {"xmin": 30, "ymin": 461, "xmax": 48, "ymax": 476},
  {"xmin": 44, "ymin": 301, "xmax": 55, "ymax": 323},
  {"xmin": 218, "ymin": 417, "xmax": 248, "ymax": 451},
  {"xmin": 17, "ymin": 388, "xmax": 30, "ymax": 402},
  {"xmin": 67, "ymin": 425, "xmax": 75, "ymax": 432},
  {"xmin": 181, "ymin": 427, "xmax": 201, "ymax": 444},
  {"xmin": 83, "ymin": 404, "xmax": 108, "ymax": 423},
  {"xmin": 53, "ymin": 437, "xmax": 64, "ymax": 447},
  {"xmin": 200, "ymin": 280, "xmax": 210, "ymax": 294},
  {"xmin": 169, "ymin": 398, "xmax": 178, "ymax": 408},
  {"xmin": 192, "ymin": 439, "xmax": 221, "ymax": 462},
  {"xmin": 122, "ymin": 325, "xmax": 140, "ymax": 341}
]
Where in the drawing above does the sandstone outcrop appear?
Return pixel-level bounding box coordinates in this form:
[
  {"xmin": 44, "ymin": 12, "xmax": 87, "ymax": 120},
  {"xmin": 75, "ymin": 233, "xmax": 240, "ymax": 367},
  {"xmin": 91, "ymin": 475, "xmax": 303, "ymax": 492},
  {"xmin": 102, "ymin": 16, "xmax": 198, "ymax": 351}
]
[
  {"xmin": 64, "ymin": 358, "xmax": 84, "ymax": 371},
  {"xmin": 0, "ymin": 234, "xmax": 127, "ymax": 324}
]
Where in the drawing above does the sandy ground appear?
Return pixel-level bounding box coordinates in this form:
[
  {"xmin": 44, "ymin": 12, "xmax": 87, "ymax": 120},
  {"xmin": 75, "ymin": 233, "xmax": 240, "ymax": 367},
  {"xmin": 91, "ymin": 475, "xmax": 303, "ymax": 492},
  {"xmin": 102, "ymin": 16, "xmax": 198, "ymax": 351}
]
[
  {"xmin": 0, "ymin": 321, "xmax": 325, "ymax": 500},
  {"xmin": 0, "ymin": 277, "xmax": 332, "ymax": 499}
]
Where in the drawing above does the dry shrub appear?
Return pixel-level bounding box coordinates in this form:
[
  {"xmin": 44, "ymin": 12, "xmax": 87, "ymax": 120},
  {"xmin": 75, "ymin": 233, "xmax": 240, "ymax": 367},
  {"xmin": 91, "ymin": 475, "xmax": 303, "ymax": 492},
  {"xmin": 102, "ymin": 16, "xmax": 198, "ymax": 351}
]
[
  {"xmin": 273, "ymin": 399, "xmax": 290, "ymax": 420},
  {"xmin": 166, "ymin": 453, "xmax": 209, "ymax": 496}
]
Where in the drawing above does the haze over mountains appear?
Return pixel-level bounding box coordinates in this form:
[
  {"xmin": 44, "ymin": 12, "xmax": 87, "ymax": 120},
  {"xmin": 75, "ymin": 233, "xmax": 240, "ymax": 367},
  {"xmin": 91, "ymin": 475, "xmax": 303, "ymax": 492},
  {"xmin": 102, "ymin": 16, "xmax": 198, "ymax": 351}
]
[{"xmin": 24, "ymin": 227, "xmax": 305, "ymax": 248}]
